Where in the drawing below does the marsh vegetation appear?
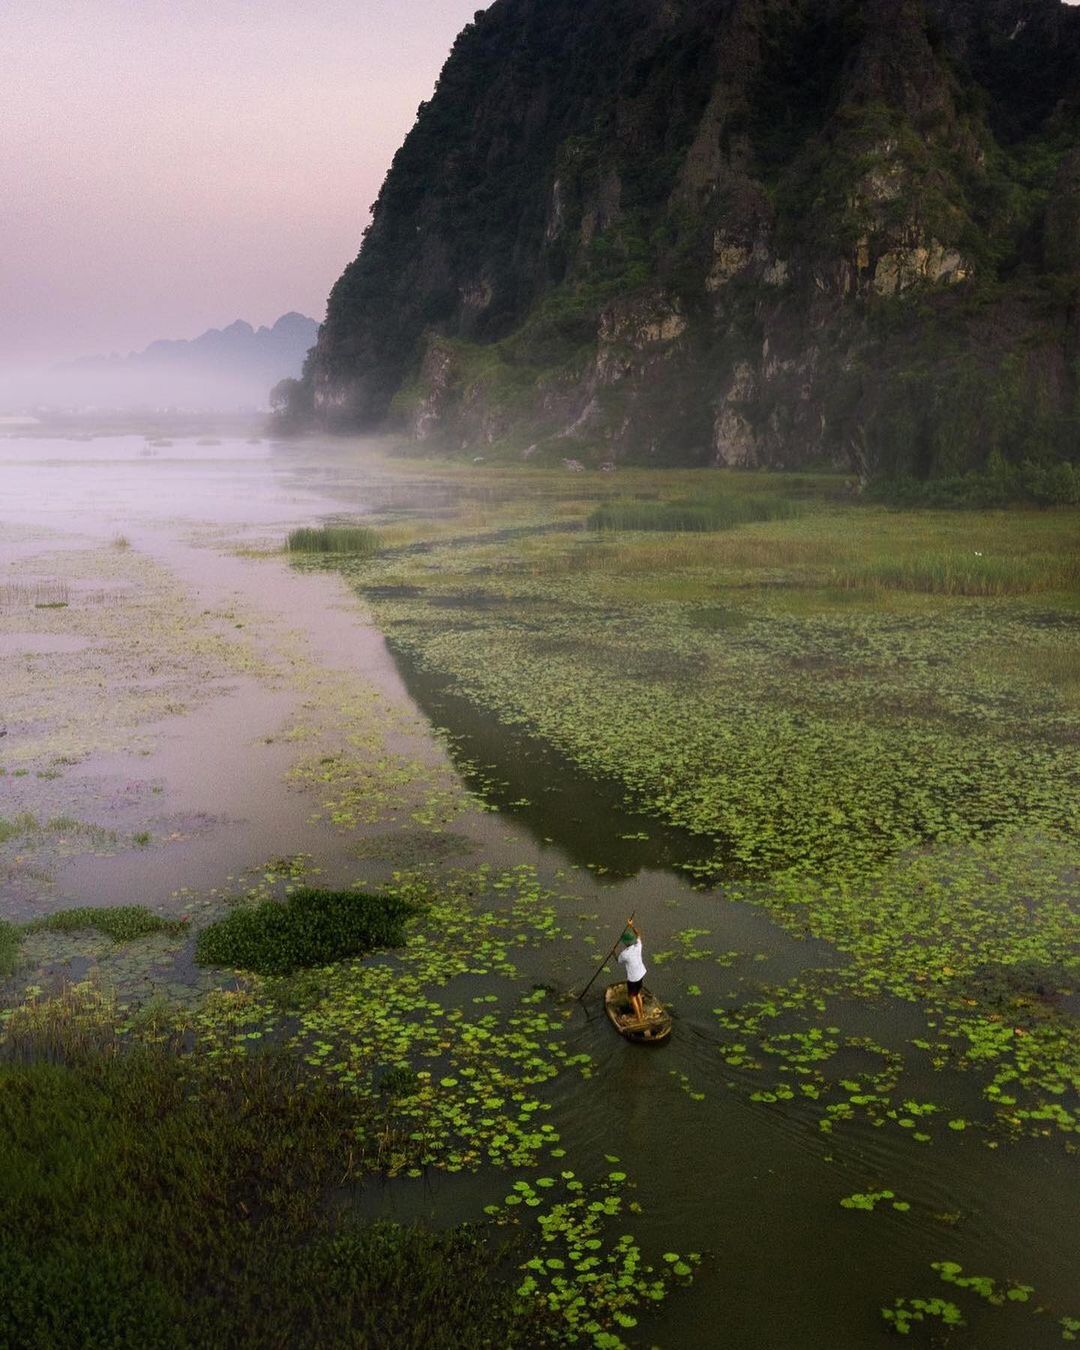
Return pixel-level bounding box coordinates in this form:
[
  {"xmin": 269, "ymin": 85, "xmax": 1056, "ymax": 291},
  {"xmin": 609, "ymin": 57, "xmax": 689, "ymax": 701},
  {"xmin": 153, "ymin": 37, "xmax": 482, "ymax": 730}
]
[
  {"xmin": 0, "ymin": 995, "xmax": 532, "ymax": 1350},
  {"xmin": 2, "ymin": 441, "xmax": 1077, "ymax": 1348},
  {"xmin": 317, "ymin": 460, "xmax": 1079, "ymax": 1342},
  {"xmin": 195, "ymin": 887, "xmax": 417, "ymax": 975},
  {"xmin": 286, "ymin": 524, "xmax": 380, "ymax": 555}
]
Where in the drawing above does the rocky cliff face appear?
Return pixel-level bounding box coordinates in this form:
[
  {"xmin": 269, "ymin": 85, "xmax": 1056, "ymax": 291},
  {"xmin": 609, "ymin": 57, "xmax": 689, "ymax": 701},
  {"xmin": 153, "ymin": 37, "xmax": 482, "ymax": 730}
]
[{"xmin": 292, "ymin": 0, "xmax": 1080, "ymax": 474}]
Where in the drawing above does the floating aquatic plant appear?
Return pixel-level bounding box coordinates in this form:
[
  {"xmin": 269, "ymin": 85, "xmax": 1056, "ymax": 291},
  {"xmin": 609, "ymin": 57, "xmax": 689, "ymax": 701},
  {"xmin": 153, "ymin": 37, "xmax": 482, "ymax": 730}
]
[{"xmin": 195, "ymin": 887, "xmax": 416, "ymax": 977}]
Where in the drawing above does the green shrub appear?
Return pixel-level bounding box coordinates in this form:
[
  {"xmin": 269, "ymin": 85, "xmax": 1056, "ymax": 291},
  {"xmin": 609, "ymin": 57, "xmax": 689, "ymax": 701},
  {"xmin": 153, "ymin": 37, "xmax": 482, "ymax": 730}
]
[
  {"xmin": 195, "ymin": 888, "xmax": 416, "ymax": 976},
  {"xmin": 286, "ymin": 525, "xmax": 379, "ymax": 555},
  {"xmin": 869, "ymin": 459, "xmax": 1080, "ymax": 509},
  {"xmin": 22, "ymin": 907, "xmax": 184, "ymax": 943},
  {"xmin": 587, "ymin": 495, "xmax": 800, "ymax": 532},
  {"xmin": 0, "ymin": 921, "xmax": 19, "ymax": 978},
  {"xmin": 1021, "ymin": 460, "xmax": 1080, "ymax": 507}
]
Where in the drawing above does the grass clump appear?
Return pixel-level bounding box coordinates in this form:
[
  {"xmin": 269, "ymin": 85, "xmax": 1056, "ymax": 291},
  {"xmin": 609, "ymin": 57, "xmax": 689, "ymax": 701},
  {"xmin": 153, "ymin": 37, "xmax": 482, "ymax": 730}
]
[
  {"xmin": 0, "ymin": 816, "xmax": 118, "ymax": 846},
  {"xmin": 22, "ymin": 906, "xmax": 184, "ymax": 943},
  {"xmin": 286, "ymin": 524, "xmax": 379, "ymax": 555},
  {"xmin": 0, "ymin": 813, "xmax": 39, "ymax": 843},
  {"xmin": 587, "ymin": 495, "xmax": 800, "ymax": 532},
  {"xmin": 195, "ymin": 887, "xmax": 416, "ymax": 976}
]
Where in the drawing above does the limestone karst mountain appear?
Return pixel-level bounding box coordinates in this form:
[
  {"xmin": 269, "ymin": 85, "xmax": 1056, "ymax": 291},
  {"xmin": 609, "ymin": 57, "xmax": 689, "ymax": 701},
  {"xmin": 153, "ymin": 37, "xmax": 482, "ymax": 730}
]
[{"xmin": 288, "ymin": 0, "xmax": 1080, "ymax": 476}]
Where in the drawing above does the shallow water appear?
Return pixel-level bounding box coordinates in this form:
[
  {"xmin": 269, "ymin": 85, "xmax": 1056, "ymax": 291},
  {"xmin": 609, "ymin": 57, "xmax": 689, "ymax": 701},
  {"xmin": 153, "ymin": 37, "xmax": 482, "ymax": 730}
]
[{"xmin": 1, "ymin": 434, "xmax": 1075, "ymax": 1347}]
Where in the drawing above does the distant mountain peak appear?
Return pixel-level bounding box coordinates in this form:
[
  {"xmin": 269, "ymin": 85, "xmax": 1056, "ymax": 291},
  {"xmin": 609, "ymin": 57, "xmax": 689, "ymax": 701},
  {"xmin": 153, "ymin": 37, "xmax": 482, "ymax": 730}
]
[
  {"xmin": 54, "ymin": 313, "xmax": 320, "ymax": 411},
  {"xmin": 272, "ymin": 311, "xmax": 316, "ymax": 333}
]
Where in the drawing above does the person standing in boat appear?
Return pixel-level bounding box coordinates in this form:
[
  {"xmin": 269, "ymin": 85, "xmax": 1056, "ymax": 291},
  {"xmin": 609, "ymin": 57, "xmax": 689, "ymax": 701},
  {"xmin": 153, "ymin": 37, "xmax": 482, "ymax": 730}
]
[{"xmin": 616, "ymin": 919, "xmax": 647, "ymax": 1024}]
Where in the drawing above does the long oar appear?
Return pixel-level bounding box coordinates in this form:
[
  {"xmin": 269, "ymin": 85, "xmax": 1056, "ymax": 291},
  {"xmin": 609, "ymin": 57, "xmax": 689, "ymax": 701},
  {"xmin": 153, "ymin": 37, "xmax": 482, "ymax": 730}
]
[{"xmin": 575, "ymin": 911, "xmax": 634, "ymax": 1003}]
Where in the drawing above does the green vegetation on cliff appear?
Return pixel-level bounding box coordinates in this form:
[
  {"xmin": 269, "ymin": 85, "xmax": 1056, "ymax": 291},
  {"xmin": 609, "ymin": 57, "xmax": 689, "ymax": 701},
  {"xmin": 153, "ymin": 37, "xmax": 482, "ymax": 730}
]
[{"xmin": 289, "ymin": 0, "xmax": 1080, "ymax": 482}]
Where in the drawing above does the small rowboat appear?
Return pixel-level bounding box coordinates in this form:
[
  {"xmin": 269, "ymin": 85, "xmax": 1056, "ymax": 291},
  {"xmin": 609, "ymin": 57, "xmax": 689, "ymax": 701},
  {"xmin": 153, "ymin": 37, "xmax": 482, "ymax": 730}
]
[{"xmin": 604, "ymin": 982, "xmax": 672, "ymax": 1045}]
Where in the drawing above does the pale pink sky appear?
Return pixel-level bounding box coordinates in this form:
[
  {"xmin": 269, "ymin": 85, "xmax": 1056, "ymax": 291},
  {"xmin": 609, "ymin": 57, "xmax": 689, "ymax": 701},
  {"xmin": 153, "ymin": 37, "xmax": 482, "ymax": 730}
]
[{"xmin": 1, "ymin": 0, "xmax": 485, "ymax": 364}]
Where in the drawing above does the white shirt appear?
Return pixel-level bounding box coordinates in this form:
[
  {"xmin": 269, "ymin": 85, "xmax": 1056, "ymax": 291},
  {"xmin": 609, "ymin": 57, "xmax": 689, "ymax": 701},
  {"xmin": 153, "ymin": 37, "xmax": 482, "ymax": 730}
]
[{"xmin": 617, "ymin": 938, "xmax": 646, "ymax": 983}]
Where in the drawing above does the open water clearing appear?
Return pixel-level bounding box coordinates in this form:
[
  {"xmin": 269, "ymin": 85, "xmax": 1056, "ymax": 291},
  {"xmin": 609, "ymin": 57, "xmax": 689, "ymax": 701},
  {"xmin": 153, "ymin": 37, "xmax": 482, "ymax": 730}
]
[{"xmin": 1, "ymin": 433, "xmax": 1077, "ymax": 1347}]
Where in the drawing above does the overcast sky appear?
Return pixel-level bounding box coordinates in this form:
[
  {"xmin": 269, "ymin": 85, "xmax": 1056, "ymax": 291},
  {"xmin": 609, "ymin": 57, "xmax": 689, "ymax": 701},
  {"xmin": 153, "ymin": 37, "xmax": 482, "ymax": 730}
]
[{"xmin": 1, "ymin": 0, "xmax": 484, "ymax": 364}]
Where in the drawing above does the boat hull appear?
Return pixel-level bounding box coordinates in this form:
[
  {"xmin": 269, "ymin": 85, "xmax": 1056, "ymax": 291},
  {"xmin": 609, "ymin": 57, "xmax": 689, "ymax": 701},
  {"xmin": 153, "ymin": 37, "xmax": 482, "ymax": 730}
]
[{"xmin": 604, "ymin": 982, "xmax": 672, "ymax": 1045}]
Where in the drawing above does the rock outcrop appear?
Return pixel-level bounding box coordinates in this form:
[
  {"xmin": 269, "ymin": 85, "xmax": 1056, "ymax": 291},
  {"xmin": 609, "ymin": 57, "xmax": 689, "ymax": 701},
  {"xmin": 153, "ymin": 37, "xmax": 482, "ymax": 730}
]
[{"xmin": 291, "ymin": 0, "xmax": 1080, "ymax": 475}]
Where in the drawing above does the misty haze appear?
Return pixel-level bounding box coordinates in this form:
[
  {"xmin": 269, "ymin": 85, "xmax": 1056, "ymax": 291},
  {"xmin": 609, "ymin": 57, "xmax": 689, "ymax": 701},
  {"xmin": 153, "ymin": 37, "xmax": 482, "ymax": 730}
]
[{"xmin": 10, "ymin": 311, "xmax": 320, "ymax": 414}]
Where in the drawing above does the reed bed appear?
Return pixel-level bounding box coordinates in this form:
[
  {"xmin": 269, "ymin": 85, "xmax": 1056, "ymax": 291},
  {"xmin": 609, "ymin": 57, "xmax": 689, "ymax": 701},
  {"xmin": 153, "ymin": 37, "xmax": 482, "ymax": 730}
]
[
  {"xmin": 286, "ymin": 524, "xmax": 379, "ymax": 555},
  {"xmin": 0, "ymin": 579, "xmax": 71, "ymax": 609},
  {"xmin": 522, "ymin": 531, "xmax": 838, "ymax": 576},
  {"xmin": 834, "ymin": 551, "xmax": 1080, "ymax": 596},
  {"xmin": 506, "ymin": 497, "xmax": 1079, "ymax": 600},
  {"xmin": 587, "ymin": 495, "xmax": 801, "ymax": 533}
]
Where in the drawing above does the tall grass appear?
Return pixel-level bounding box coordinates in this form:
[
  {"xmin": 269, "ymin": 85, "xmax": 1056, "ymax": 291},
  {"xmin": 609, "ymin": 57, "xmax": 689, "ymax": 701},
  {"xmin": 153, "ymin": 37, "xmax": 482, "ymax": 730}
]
[
  {"xmin": 286, "ymin": 524, "xmax": 379, "ymax": 555},
  {"xmin": 587, "ymin": 495, "xmax": 801, "ymax": 533},
  {"xmin": 525, "ymin": 532, "xmax": 838, "ymax": 577},
  {"xmin": 1, "ymin": 982, "xmax": 124, "ymax": 1064},
  {"xmin": 980, "ymin": 644, "xmax": 1080, "ymax": 704},
  {"xmin": 835, "ymin": 551, "xmax": 1080, "ymax": 596}
]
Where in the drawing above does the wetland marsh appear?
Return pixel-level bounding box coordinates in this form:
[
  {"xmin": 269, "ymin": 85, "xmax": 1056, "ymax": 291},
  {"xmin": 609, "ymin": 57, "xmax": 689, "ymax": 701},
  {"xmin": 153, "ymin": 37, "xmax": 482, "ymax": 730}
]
[{"xmin": 1, "ymin": 433, "xmax": 1078, "ymax": 1347}]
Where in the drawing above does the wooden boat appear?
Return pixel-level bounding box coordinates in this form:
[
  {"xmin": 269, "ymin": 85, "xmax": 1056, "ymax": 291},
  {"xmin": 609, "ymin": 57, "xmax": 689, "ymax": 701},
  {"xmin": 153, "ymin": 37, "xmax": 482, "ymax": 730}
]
[{"xmin": 604, "ymin": 983, "xmax": 672, "ymax": 1045}]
